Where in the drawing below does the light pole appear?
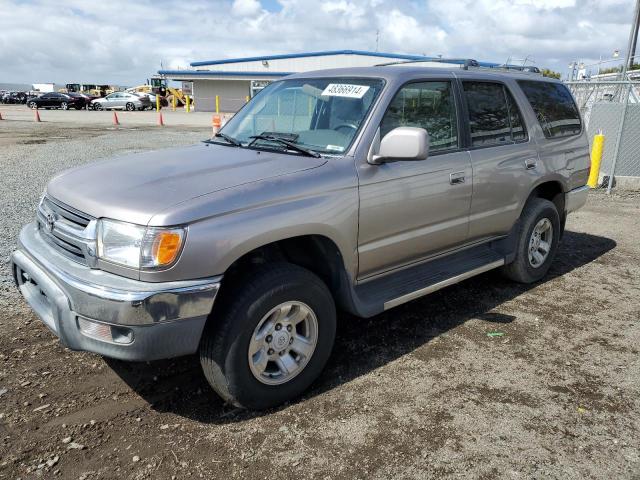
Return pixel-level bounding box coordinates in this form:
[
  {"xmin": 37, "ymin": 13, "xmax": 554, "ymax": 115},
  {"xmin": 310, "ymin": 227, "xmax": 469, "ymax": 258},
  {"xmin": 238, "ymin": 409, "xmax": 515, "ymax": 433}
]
[{"xmin": 623, "ymin": 0, "xmax": 640, "ymax": 76}]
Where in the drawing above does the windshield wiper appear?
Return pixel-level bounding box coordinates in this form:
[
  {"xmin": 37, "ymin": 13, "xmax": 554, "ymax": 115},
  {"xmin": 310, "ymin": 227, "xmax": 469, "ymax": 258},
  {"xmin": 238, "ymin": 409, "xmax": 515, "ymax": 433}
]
[
  {"xmin": 215, "ymin": 132, "xmax": 242, "ymax": 146},
  {"xmin": 203, "ymin": 132, "xmax": 242, "ymax": 147},
  {"xmin": 249, "ymin": 135, "xmax": 321, "ymax": 158}
]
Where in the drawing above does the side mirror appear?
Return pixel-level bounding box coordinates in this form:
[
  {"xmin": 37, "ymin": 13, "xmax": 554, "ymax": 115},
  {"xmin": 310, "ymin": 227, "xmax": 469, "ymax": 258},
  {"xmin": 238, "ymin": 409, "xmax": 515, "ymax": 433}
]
[{"xmin": 369, "ymin": 127, "xmax": 430, "ymax": 164}]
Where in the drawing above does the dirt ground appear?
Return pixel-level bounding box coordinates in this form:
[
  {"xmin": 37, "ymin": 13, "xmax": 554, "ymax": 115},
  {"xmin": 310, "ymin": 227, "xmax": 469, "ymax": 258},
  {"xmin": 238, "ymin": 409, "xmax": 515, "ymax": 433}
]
[{"xmin": 0, "ymin": 121, "xmax": 639, "ymax": 479}]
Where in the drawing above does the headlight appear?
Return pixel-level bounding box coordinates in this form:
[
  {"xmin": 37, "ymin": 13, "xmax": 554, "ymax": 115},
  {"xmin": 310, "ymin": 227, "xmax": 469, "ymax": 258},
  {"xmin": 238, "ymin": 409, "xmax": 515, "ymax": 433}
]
[{"xmin": 97, "ymin": 219, "xmax": 185, "ymax": 269}]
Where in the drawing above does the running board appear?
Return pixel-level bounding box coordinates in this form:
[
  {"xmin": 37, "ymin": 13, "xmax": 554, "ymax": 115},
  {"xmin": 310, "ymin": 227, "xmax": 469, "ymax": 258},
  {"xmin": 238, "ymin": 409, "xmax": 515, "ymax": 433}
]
[
  {"xmin": 383, "ymin": 259, "xmax": 504, "ymax": 310},
  {"xmin": 345, "ymin": 240, "xmax": 513, "ymax": 318}
]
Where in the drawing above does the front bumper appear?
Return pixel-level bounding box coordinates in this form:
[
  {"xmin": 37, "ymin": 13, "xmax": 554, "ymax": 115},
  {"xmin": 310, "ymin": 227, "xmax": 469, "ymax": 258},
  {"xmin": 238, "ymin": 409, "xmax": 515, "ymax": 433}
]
[
  {"xmin": 565, "ymin": 185, "xmax": 590, "ymax": 214},
  {"xmin": 11, "ymin": 223, "xmax": 221, "ymax": 361}
]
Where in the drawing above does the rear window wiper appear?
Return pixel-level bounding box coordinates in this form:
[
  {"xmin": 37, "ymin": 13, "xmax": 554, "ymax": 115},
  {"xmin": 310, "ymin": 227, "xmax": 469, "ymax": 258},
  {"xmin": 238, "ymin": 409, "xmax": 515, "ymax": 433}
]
[{"xmin": 249, "ymin": 135, "xmax": 321, "ymax": 158}]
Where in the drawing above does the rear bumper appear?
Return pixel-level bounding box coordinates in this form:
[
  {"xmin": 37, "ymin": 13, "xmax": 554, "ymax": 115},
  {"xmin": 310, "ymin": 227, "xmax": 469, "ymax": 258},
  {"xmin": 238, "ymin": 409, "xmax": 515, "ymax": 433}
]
[
  {"xmin": 11, "ymin": 223, "xmax": 221, "ymax": 361},
  {"xmin": 565, "ymin": 185, "xmax": 589, "ymax": 214}
]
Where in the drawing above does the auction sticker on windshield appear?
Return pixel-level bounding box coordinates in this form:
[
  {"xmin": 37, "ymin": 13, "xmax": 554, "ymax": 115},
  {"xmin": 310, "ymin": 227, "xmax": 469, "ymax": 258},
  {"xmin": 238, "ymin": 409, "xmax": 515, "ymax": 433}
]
[{"xmin": 321, "ymin": 84, "xmax": 370, "ymax": 99}]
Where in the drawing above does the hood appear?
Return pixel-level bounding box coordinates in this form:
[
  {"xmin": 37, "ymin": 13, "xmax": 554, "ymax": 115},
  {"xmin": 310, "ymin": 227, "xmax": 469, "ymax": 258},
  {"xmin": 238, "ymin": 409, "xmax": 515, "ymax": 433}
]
[{"xmin": 47, "ymin": 142, "xmax": 327, "ymax": 226}]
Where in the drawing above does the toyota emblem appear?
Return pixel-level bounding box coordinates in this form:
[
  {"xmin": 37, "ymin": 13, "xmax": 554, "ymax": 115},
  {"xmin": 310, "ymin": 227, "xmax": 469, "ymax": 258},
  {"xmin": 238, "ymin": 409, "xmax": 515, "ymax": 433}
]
[{"xmin": 45, "ymin": 213, "xmax": 56, "ymax": 233}]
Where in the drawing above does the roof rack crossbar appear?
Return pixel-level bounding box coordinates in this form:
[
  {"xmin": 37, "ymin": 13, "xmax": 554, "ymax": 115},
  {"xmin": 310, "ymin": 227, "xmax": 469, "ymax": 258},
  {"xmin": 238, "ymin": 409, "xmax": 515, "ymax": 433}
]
[{"xmin": 375, "ymin": 58, "xmax": 480, "ymax": 68}]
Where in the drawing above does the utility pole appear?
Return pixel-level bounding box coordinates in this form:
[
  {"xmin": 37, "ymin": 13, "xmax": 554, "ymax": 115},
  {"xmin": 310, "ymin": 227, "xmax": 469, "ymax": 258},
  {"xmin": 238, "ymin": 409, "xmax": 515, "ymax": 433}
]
[
  {"xmin": 375, "ymin": 30, "xmax": 380, "ymax": 52},
  {"xmin": 624, "ymin": 0, "xmax": 640, "ymax": 74}
]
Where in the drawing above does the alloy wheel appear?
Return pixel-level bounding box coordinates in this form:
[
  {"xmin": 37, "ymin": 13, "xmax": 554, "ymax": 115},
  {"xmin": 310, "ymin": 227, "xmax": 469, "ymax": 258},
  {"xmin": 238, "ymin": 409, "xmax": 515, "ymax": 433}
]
[
  {"xmin": 248, "ymin": 301, "xmax": 319, "ymax": 385},
  {"xmin": 528, "ymin": 218, "xmax": 553, "ymax": 268}
]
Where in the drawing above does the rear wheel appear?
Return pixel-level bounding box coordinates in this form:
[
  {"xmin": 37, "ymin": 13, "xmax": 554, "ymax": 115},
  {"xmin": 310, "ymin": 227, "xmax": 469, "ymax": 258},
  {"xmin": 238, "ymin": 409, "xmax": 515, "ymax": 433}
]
[
  {"xmin": 199, "ymin": 263, "xmax": 336, "ymax": 410},
  {"xmin": 501, "ymin": 197, "xmax": 560, "ymax": 283}
]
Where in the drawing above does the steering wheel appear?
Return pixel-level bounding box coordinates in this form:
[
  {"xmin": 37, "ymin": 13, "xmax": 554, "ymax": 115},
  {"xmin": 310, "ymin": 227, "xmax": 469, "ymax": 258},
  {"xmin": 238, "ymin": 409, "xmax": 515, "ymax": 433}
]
[{"xmin": 333, "ymin": 123, "xmax": 358, "ymax": 135}]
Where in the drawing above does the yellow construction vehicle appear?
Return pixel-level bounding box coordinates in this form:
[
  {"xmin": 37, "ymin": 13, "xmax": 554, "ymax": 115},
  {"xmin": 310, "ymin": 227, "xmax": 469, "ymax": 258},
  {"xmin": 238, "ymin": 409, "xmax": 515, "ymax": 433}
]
[
  {"xmin": 125, "ymin": 77, "xmax": 189, "ymax": 108},
  {"xmin": 150, "ymin": 76, "xmax": 190, "ymax": 108}
]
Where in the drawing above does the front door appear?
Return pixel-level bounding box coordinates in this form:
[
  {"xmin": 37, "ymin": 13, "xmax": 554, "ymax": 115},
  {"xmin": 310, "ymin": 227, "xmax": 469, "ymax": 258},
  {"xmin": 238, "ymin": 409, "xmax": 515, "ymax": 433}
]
[{"xmin": 357, "ymin": 80, "xmax": 472, "ymax": 279}]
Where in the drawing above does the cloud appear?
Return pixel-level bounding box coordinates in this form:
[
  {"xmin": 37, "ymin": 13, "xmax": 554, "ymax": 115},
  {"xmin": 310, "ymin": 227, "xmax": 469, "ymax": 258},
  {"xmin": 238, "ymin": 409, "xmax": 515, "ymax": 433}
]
[
  {"xmin": 0, "ymin": 0, "xmax": 636, "ymax": 85},
  {"xmin": 232, "ymin": 0, "xmax": 262, "ymax": 16}
]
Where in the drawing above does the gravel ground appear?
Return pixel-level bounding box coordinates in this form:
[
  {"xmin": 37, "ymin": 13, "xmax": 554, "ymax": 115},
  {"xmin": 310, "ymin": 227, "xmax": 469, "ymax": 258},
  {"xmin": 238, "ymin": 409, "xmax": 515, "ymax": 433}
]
[{"xmin": 0, "ymin": 121, "xmax": 639, "ymax": 479}]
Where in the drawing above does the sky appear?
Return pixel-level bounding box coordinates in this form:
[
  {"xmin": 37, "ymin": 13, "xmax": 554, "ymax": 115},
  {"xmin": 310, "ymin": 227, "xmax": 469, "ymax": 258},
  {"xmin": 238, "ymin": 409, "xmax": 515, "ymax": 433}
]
[{"xmin": 0, "ymin": 0, "xmax": 636, "ymax": 85}]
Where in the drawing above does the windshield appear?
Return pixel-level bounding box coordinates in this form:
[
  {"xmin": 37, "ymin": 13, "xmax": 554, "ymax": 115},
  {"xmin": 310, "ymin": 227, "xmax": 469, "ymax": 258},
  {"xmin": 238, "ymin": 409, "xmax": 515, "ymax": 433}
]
[{"xmin": 219, "ymin": 77, "xmax": 385, "ymax": 155}]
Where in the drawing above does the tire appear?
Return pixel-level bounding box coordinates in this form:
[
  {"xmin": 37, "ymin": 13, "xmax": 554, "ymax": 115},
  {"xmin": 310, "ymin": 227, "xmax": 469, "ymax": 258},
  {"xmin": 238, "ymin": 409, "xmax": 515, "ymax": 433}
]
[
  {"xmin": 125, "ymin": 102, "xmax": 135, "ymax": 111},
  {"xmin": 200, "ymin": 262, "xmax": 336, "ymax": 410},
  {"xmin": 501, "ymin": 197, "xmax": 560, "ymax": 283},
  {"xmin": 61, "ymin": 102, "xmax": 68, "ymax": 110},
  {"xmin": 94, "ymin": 103, "xmax": 103, "ymax": 111},
  {"xmin": 28, "ymin": 101, "xmax": 37, "ymax": 109}
]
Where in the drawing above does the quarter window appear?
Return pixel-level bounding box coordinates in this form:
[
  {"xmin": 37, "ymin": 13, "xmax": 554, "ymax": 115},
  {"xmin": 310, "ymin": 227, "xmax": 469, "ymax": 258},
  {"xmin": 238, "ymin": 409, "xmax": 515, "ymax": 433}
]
[
  {"xmin": 462, "ymin": 81, "xmax": 527, "ymax": 147},
  {"xmin": 380, "ymin": 81, "xmax": 458, "ymax": 152},
  {"xmin": 517, "ymin": 80, "xmax": 581, "ymax": 138}
]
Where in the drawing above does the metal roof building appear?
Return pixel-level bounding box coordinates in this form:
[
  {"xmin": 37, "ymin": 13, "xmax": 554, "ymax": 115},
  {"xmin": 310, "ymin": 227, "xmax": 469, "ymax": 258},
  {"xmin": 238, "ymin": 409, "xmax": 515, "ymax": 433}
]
[{"xmin": 158, "ymin": 50, "xmax": 497, "ymax": 112}]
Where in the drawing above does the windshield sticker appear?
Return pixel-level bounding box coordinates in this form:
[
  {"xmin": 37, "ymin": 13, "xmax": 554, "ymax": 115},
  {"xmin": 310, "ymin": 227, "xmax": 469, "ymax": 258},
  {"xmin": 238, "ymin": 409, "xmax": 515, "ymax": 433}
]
[
  {"xmin": 321, "ymin": 84, "xmax": 370, "ymax": 99},
  {"xmin": 326, "ymin": 145, "xmax": 344, "ymax": 152}
]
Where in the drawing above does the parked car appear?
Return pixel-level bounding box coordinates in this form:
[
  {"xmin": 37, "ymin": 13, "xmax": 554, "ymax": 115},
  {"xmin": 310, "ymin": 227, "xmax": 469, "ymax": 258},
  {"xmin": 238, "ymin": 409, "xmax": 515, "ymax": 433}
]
[
  {"xmin": 12, "ymin": 66, "xmax": 590, "ymax": 410},
  {"xmin": 91, "ymin": 92, "xmax": 151, "ymax": 111},
  {"xmin": 27, "ymin": 92, "xmax": 84, "ymax": 110},
  {"xmin": 1, "ymin": 91, "xmax": 28, "ymax": 104}
]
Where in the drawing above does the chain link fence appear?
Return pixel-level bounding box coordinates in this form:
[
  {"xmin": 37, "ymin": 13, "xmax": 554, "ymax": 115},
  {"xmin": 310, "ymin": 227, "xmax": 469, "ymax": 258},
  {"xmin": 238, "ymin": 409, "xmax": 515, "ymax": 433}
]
[{"xmin": 567, "ymin": 77, "xmax": 640, "ymax": 191}]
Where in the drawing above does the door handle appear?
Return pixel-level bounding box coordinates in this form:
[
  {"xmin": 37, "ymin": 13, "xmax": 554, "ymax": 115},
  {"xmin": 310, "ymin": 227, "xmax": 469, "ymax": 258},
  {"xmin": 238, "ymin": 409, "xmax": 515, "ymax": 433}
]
[
  {"xmin": 450, "ymin": 172, "xmax": 465, "ymax": 185},
  {"xmin": 525, "ymin": 159, "xmax": 537, "ymax": 170}
]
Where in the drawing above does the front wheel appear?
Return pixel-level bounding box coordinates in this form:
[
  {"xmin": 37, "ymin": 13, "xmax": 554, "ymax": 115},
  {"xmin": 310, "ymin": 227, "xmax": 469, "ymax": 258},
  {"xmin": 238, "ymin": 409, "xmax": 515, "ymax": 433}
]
[
  {"xmin": 501, "ymin": 197, "xmax": 560, "ymax": 283},
  {"xmin": 93, "ymin": 103, "xmax": 103, "ymax": 111},
  {"xmin": 200, "ymin": 263, "xmax": 336, "ymax": 410},
  {"xmin": 60, "ymin": 102, "xmax": 68, "ymax": 110},
  {"xmin": 125, "ymin": 102, "xmax": 135, "ymax": 111},
  {"xmin": 28, "ymin": 101, "xmax": 37, "ymax": 109}
]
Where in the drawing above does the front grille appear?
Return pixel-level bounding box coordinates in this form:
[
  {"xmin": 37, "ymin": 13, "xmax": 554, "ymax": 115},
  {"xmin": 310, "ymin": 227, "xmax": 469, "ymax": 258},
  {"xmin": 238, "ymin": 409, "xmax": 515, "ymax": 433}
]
[
  {"xmin": 41, "ymin": 196, "xmax": 91, "ymax": 228},
  {"xmin": 37, "ymin": 196, "xmax": 96, "ymax": 265}
]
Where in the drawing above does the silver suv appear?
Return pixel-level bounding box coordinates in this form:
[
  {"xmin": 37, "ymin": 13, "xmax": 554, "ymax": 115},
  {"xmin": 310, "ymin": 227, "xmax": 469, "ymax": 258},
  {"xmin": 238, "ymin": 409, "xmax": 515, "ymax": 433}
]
[{"xmin": 12, "ymin": 66, "xmax": 590, "ymax": 409}]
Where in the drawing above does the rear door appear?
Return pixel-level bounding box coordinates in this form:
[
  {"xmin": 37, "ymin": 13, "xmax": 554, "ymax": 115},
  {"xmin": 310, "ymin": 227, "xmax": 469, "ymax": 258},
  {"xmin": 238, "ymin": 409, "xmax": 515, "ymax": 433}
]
[
  {"xmin": 517, "ymin": 80, "xmax": 588, "ymax": 191},
  {"xmin": 357, "ymin": 79, "xmax": 473, "ymax": 278},
  {"xmin": 462, "ymin": 80, "xmax": 540, "ymax": 241}
]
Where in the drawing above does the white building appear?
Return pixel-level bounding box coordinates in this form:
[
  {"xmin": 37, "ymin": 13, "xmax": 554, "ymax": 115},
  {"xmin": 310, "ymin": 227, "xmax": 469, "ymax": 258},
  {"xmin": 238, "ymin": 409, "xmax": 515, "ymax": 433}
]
[{"xmin": 158, "ymin": 50, "xmax": 492, "ymax": 112}]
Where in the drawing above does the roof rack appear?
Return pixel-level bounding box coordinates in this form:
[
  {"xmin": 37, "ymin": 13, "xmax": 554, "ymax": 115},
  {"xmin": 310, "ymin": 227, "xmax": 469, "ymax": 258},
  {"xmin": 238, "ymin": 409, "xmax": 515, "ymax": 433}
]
[
  {"xmin": 375, "ymin": 58, "xmax": 480, "ymax": 69},
  {"xmin": 376, "ymin": 58, "xmax": 543, "ymax": 75},
  {"xmin": 483, "ymin": 65, "xmax": 542, "ymax": 74}
]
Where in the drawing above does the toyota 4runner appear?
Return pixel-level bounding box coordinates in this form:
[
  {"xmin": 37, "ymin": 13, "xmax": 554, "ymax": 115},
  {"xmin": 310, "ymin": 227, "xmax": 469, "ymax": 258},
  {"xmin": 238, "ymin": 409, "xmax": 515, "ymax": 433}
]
[{"xmin": 12, "ymin": 65, "xmax": 590, "ymax": 409}]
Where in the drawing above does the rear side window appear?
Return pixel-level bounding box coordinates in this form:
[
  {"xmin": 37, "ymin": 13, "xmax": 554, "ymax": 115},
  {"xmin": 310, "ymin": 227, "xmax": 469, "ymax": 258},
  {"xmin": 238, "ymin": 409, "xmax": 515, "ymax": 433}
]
[
  {"xmin": 517, "ymin": 80, "xmax": 581, "ymax": 138},
  {"xmin": 462, "ymin": 81, "xmax": 527, "ymax": 147},
  {"xmin": 380, "ymin": 81, "xmax": 458, "ymax": 152}
]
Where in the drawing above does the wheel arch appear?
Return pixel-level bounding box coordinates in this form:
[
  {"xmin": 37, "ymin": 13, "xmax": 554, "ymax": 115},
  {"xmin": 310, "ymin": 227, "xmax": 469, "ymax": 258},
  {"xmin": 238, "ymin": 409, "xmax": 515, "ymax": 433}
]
[
  {"xmin": 521, "ymin": 178, "xmax": 567, "ymax": 235},
  {"xmin": 215, "ymin": 234, "xmax": 354, "ymax": 314}
]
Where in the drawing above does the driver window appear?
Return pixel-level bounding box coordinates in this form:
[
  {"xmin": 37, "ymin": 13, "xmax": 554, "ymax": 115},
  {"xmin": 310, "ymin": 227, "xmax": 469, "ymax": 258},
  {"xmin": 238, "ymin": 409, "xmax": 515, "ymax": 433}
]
[{"xmin": 380, "ymin": 81, "xmax": 458, "ymax": 152}]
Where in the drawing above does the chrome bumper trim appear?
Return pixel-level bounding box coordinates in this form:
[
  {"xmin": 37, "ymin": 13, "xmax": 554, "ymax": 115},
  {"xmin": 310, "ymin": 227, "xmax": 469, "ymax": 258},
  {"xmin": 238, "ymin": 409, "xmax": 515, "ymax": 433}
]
[
  {"xmin": 565, "ymin": 185, "xmax": 590, "ymax": 214},
  {"xmin": 13, "ymin": 223, "xmax": 221, "ymax": 326}
]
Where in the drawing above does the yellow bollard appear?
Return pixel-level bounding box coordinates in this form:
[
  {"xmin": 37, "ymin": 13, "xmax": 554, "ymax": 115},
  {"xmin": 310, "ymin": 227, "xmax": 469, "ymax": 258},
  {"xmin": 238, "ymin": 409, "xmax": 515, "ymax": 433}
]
[
  {"xmin": 156, "ymin": 94, "xmax": 160, "ymax": 112},
  {"xmin": 186, "ymin": 95, "xmax": 191, "ymax": 113},
  {"xmin": 246, "ymin": 95, "xmax": 250, "ymax": 103},
  {"xmin": 215, "ymin": 95, "xmax": 220, "ymax": 114},
  {"xmin": 172, "ymin": 95, "xmax": 176, "ymax": 112},
  {"xmin": 588, "ymin": 132, "xmax": 605, "ymax": 188}
]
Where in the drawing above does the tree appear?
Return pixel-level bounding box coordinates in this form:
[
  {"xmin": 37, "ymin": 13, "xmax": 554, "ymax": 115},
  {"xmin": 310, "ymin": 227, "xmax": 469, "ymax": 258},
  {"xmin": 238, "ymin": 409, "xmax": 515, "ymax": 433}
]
[
  {"xmin": 598, "ymin": 63, "xmax": 640, "ymax": 75},
  {"xmin": 540, "ymin": 68, "xmax": 561, "ymax": 79}
]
